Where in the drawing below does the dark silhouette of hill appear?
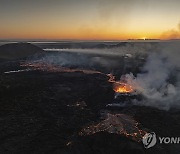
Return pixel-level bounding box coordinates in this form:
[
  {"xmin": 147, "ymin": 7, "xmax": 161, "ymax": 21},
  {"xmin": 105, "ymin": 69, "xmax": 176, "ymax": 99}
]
[
  {"xmin": 35, "ymin": 42, "xmax": 128, "ymax": 49},
  {"xmin": 0, "ymin": 42, "xmax": 44, "ymax": 60}
]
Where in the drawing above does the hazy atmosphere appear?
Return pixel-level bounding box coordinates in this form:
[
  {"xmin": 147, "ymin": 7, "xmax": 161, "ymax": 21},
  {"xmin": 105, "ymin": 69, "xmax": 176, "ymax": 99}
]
[
  {"xmin": 0, "ymin": 0, "xmax": 180, "ymax": 40},
  {"xmin": 0, "ymin": 1, "xmax": 180, "ymax": 153}
]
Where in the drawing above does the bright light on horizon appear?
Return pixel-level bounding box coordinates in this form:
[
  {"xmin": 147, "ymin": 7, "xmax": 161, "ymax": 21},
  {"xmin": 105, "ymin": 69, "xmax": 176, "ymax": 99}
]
[{"xmin": 0, "ymin": 0, "xmax": 180, "ymax": 40}]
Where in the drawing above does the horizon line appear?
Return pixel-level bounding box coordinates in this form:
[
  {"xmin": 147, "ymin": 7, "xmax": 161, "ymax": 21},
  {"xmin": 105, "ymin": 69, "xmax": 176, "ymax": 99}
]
[{"xmin": 0, "ymin": 38, "xmax": 180, "ymax": 42}]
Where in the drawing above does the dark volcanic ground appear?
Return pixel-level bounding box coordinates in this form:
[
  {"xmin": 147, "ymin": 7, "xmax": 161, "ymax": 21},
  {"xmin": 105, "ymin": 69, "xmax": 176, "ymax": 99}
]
[
  {"xmin": 0, "ymin": 42, "xmax": 180, "ymax": 154},
  {"xmin": 0, "ymin": 62, "xmax": 180, "ymax": 154}
]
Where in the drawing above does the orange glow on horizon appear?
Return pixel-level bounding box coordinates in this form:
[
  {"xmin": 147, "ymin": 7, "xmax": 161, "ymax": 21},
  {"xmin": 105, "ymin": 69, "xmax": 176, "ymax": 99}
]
[
  {"xmin": 0, "ymin": 21, "xmax": 178, "ymax": 40},
  {"xmin": 0, "ymin": 30, "xmax": 166, "ymax": 40},
  {"xmin": 0, "ymin": 0, "xmax": 179, "ymax": 40}
]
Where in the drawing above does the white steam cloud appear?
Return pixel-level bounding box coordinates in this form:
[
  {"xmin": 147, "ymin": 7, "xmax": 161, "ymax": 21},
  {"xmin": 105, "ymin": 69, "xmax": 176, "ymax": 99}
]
[
  {"xmin": 42, "ymin": 42, "xmax": 152, "ymax": 69},
  {"xmin": 35, "ymin": 41, "xmax": 180, "ymax": 110},
  {"xmin": 123, "ymin": 42, "xmax": 180, "ymax": 110}
]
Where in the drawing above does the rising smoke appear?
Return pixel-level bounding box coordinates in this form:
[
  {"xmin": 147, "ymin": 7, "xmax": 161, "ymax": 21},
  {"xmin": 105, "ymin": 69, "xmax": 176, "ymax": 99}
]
[
  {"xmin": 35, "ymin": 41, "xmax": 180, "ymax": 110},
  {"xmin": 42, "ymin": 42, "xmax": 152, "ymax": 71},
  {"xmin": 123, "ymin": 42, "xmax": 180, "ymax": 110}
]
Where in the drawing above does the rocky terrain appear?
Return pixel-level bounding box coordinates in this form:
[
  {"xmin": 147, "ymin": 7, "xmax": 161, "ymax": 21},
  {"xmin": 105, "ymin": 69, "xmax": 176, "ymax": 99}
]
[
  {"xmin": 0, "ymin": 43, "xmax": 43, "ymax": 60},
  {"xmin": 0, "ymin": 42, "xmax": 180, "ymax": 153}
]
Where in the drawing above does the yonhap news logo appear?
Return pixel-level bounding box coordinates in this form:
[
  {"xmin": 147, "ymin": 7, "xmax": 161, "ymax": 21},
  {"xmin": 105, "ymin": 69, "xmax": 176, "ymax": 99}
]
[
  {"xmin": 142, "ymin": 132, "xmax": 180, "ymax": 149},
  {"xmin": 142, "ymin": 132, "xmax": 157, "ymax": 148}
]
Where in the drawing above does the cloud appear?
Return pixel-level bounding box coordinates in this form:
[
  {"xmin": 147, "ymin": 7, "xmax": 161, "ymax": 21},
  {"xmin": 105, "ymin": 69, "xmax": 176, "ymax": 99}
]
[
  {"xmin": 123, "ymin": 42, "xmax": 180, "ymax": 110},
  {"xmin": 161, "ymin": 22, "xmax": 180, "ymax": 39}
]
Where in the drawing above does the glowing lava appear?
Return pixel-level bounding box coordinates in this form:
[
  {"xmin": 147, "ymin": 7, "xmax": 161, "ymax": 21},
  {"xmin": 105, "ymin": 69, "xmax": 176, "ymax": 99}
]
[
  {"xmin": 107, "ymin": 74, "xmax": 135, "ymax": 93},
  {"xmin": 113, "ymin": 82, "xmax": 134, "ymax": 93},
  {"xmin": 79, "ymin": 113, "xmax": 146, "ymax": 142},
  {"xmin": 20, "ymin": 61, "xmax": 102, "ymax": 74}
]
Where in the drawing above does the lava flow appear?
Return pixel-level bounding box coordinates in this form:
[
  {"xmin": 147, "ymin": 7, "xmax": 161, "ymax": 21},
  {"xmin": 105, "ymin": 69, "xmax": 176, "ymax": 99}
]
[
  {"xmin": 20, "ymin": 61, "xmax": 102, "ymax": 74},
  {"xmin": 113, "ymin": 82, "xmax": 134, "ymax": 93},
  {"xmin": 20, "ymin": 62, "xmax": 135, "ymax": 94},
  {"xmin": 107, "ymin": 74, "xmax": 135, "ymax": 93},
  {"xmin": 79, "ymin": 113, "xmax": 146, "ymax": 142}
]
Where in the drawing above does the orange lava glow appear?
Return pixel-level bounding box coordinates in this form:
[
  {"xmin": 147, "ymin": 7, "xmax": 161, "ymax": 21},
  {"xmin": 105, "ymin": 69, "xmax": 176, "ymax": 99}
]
[
  {"xmin": 107, "ymin": 74, "xmax": 134, "ymax": 93},
  {"xmin": 20, "ymin": 61, "xmax": 102, "ymax": 74},
  {"xmin": 79, "ymin": 113, "xmax": 147, "ymax": 142},
  {"xmin": 113, "ymin": 83, "xmax": 134, "ymax": 93}
]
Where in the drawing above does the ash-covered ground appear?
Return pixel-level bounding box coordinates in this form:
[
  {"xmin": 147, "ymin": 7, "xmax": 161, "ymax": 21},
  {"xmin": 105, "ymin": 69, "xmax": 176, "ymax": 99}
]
[{"xmin": 0, "ymin": 41, "xmax": 180, "ymax": 153}]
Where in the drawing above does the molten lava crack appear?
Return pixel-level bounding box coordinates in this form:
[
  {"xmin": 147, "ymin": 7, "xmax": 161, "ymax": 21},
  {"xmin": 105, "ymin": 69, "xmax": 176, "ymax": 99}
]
[
  {"xmin": 79, "ymin": 113, "xmax": 146, "ymax": 142},
  {"xmin": 20, "ymin": 61, "xmax": 102, "ymax": 74},
  {"xmin": 107, "ymin": 74, "xmax": 135, "ymax": 94}
]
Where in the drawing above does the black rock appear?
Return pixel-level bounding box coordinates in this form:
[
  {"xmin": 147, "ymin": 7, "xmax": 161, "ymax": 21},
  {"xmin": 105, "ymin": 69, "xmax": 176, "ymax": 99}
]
[{"xmin": 0, "ymin": 42, "xmax": 44, "ymax": 61}]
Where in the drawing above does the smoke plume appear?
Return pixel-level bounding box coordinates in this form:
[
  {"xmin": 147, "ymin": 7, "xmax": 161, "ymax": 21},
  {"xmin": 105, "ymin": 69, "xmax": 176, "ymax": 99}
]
[
  {"xmin": 123, "ymin": 42, "xmax": 180, "ymax": 110},
  {"xmin": 33, "ymin": 41, "xmax": 180, "ymax": 110}
]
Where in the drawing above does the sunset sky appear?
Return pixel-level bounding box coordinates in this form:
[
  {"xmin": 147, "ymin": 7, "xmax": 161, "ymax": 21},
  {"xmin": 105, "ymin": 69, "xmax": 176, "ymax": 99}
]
[{"xmin": 0, "ymin": 0, "xmax": 180, "ymax": 40}]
